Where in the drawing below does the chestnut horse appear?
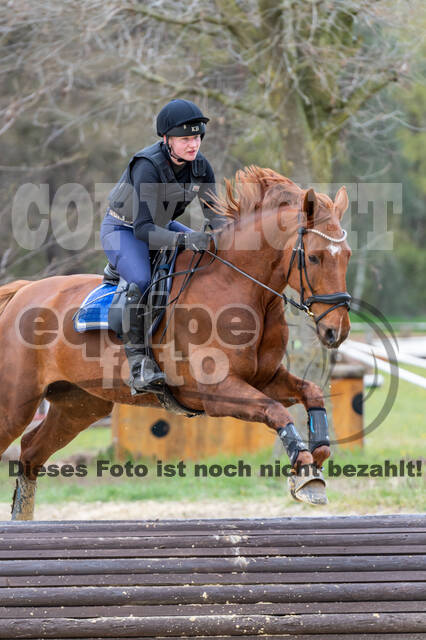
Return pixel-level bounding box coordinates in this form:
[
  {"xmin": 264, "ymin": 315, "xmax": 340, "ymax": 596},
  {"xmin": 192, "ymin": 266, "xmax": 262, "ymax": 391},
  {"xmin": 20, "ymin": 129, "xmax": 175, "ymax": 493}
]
[{"xmin": 0, "ymin": 167, "xmax": 351, "ymax": 519}]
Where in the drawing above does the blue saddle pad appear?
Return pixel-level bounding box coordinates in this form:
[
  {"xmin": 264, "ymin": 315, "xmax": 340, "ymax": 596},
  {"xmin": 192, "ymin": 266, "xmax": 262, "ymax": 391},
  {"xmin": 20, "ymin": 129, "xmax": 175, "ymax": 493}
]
[
  {"xmin": 73, "ymin": 283, "xmax": 117, "ymax": 333},
  {"xmin": 74, "ymin": 249, "xmax": 179, "ymax": 335}
]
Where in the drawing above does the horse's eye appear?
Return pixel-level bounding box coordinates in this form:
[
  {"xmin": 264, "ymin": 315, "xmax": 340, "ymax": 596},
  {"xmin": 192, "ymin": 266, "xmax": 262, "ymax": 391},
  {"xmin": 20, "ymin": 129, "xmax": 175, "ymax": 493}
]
[{"xmin": 309, "ymin": 255, "xmax": 320, "ymax": 265}]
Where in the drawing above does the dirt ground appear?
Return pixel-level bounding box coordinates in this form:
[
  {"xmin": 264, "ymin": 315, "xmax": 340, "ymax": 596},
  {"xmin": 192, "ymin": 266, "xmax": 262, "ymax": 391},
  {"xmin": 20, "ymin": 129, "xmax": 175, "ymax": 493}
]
[{"xmin": 0, "ymin": 498, "xmax": 409, "ymax": 521}]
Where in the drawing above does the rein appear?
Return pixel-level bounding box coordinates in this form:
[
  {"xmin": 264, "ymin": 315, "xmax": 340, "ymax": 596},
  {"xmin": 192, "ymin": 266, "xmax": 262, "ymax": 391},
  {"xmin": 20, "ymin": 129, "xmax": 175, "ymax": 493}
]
[
  {"xmin": 109, "ymin": 223, "xmax": 351, "ymax": 338},
  {"xmin": 204, "ymin": 226, "xmax": 351, "ymax": 324}
]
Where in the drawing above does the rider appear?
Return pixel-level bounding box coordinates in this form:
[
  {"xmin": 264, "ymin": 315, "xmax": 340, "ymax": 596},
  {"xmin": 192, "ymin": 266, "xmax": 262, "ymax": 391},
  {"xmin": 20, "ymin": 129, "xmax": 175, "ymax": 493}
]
[{"xmin": 101, "ymin": 99, "xmax": 228, "ymax": 395}]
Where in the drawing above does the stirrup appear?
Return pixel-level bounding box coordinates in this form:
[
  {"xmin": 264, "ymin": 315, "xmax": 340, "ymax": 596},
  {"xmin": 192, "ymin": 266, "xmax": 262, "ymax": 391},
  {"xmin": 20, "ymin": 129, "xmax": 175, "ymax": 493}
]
[{"xmin": 129, "ymin": 355, "xmax": 166, "ymax": 395}]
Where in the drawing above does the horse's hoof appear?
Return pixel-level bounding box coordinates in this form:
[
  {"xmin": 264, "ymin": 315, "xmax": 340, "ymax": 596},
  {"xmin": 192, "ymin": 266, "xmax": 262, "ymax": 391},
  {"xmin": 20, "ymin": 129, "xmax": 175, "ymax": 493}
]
[
  {"xmin": 288, "ymin": 464, "xmax": 328, "ymax": 505},
  {"xmin": 11, "ymin": 476, "xmax": 37, "ymax": 520}
]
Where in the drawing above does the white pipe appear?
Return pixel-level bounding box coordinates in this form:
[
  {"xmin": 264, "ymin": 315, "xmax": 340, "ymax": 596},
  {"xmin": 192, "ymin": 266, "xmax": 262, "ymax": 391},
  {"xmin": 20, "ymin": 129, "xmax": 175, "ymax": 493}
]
[
  {"xmin": 339, "ymin": 344, "xmax": 426, "ymax": 389},
  {"xmin": 346, "ymin": 339, "xmax": 426, "ymax": 369}
]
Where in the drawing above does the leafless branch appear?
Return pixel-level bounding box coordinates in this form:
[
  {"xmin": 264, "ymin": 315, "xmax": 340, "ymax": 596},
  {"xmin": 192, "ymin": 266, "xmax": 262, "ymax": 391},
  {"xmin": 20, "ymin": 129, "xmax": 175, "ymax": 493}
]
[{"xmin": 0, "ymin": 153, "xmax": 87, "ymax": 173}]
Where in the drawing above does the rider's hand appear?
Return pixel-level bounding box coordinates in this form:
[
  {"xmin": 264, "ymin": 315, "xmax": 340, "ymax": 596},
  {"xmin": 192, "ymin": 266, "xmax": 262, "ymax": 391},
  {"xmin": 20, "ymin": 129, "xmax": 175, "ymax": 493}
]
[{"xmin": 177, "ymin": 231, "xmax": 212, "ymax": 252}]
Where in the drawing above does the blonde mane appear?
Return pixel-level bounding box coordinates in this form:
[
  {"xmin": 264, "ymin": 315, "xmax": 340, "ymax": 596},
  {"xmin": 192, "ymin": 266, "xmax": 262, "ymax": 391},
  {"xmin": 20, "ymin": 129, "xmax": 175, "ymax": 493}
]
[{"xmin": 210, "ymin": 166, "xmax": 333, "ymax": 220}]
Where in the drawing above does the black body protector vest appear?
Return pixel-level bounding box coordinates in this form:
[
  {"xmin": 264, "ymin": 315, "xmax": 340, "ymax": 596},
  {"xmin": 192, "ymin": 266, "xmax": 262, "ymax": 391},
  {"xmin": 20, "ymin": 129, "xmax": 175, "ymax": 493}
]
[{"xmin": 108, "ymin": 141, "xmax": 208, "ymax": 226}]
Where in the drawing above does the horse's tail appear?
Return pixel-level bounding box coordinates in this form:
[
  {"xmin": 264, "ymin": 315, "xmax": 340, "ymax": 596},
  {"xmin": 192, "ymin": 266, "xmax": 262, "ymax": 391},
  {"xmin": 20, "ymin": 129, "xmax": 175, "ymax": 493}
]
[{"xmin": 0, "ymin": 280, "xmax": 31, "ymax": 317}]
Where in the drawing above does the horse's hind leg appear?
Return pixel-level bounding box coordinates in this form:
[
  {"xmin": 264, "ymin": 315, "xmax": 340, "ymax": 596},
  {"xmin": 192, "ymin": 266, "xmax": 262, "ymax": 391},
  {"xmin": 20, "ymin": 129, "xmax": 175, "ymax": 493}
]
[
  {"xmin": 11, "ymin": 383, "xmax": 113, "ymax": 520},
  {"xmin": 0, "ymin": 367, "xmax": 45, "ymax": 520},
  {"xmin": 0, "ymin": 383, "xmax": 42, "ymax": 461},
  {"xmin": 0, "ymin": 389, "xmax": 42, "ymax": 521}
]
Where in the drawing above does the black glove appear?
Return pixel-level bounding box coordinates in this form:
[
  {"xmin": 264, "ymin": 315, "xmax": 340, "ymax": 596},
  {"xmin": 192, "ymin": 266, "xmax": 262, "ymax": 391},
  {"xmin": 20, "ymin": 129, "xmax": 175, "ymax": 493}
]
[{"xmin": 176, "ymin": 231, "xmax": 212, "ymax": 252}]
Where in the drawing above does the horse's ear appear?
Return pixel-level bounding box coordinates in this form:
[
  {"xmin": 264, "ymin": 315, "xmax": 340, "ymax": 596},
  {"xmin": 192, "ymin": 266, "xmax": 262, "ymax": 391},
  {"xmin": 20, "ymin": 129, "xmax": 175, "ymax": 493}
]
[
  {"xmin": 334, "ymin": 186, "xmax": 349, "ymax": 220},
  {"xmin": 302, "ymin": 188, "xmax": 319, "ymax": 228}
]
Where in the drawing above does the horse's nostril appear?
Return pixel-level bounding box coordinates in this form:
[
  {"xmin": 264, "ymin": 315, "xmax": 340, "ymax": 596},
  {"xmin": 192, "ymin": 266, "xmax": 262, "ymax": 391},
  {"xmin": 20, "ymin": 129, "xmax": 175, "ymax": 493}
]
[{"xmin": 325, "ymin": 328, "xmax": 337, "ymax": 345}]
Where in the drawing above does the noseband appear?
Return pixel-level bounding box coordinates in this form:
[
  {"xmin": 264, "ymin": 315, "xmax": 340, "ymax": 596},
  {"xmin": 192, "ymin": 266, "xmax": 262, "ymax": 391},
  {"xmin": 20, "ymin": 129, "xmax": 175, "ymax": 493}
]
[
  {"xmin": 286, "ymin": 226, "xmax": 351, "ymax": 323},
  {"xmin": 203, "ymin": 225, "xmax": 351, "ymax": 325}
]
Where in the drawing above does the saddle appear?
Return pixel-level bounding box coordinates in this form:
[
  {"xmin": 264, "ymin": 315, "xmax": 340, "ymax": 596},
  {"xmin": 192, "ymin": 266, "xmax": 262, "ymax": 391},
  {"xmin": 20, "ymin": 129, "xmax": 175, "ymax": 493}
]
[
  {"xmin": 73, "ymin": 248, "xmax": 202, "ymax": 417},
  {"xmin": 105, "ymin": 248, "xmax": 178, "ymax": 341}
]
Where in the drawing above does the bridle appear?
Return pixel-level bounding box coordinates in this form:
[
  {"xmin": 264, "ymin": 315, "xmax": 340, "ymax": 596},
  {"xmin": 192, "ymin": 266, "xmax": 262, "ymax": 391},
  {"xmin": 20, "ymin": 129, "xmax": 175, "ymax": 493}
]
[
  {"xmin": 203, "ymin": 225, "xmax": 351, "ymax": 325},
  {"xmin": 285, "ymin": 226, "xmax": 351, "ymax": 323}
]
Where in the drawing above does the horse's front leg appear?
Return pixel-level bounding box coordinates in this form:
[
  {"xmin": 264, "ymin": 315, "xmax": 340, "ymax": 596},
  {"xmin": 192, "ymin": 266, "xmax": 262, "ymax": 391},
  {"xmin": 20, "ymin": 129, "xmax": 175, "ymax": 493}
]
[
  {"xmin": 197, "ymin": 375, "xmax": 326, "ymax": 505},
  {"xmin": 261, "ymin": 365, "xmax": 331, "ymax": 469}
]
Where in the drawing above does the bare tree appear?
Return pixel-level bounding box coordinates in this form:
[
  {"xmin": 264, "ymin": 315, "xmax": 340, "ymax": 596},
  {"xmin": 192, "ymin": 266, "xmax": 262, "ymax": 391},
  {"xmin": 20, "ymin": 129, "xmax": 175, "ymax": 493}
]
[
  {"xmin": 1, "ymin": 0, "xmax": 419, "ymax": 180},
  {"xmin": 1, "ymin": 0, "xmax": 418, "ymax": 270}
]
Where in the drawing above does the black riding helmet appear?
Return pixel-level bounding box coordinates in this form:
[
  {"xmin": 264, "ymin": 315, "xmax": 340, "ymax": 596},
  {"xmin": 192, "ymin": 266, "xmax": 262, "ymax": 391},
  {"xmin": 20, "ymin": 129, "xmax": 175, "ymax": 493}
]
[{"xmin": 156, "ymin": 99, "xmax": 209, "ymax": 139}]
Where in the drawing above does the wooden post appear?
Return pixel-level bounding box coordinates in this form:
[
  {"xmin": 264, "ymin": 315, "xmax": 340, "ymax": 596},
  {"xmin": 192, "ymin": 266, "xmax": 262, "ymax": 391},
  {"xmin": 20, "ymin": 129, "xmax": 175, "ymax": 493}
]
[{"xmin": 330, "ymin": 363, "xmax": 365, "ymax": 449}]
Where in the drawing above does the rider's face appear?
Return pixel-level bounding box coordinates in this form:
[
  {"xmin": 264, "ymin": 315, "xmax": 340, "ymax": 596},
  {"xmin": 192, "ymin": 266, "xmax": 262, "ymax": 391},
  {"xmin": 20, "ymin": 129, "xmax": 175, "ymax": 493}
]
[{"xmin": 165, "ymin": 134, "xmax": 202, "ymax": 163}]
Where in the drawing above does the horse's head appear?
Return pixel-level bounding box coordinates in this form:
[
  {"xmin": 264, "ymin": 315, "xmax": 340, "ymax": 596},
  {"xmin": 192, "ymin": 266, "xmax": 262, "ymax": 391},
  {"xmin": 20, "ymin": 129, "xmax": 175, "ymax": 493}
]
[
  {"xmin": 284, "ymin": 186, "xmax": 351, "ymax": 349},
  {"xmin": 210, "ymin": 167, "xmax": 351, "ymax": 348}
]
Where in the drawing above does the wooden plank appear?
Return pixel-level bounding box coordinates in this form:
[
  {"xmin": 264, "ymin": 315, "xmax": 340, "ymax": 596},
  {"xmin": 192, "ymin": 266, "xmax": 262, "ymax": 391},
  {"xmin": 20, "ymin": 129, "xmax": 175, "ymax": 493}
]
[
  {"xmin": 0, "ymin": 554, "xmax": 424, "ymax": 576},
  {"xmin": 0, "ymin": 531, "xmax": 424, "ymax": 550},
  {"xmin": 1, "ymin": 569, "xmax": 424, "ymax": 588},
  {"xmin": 1, "ymin": 544, "xmax": 424, "ymax": 560},
  {"xmin": 0, "ymin": 582, "xmax": 424, "ymax": 606},
  {"xmin": 1, "ymin": 527, "xmax": 425, "ymax": 540},
  {"xmin": 1, "ymin": 601, "xmax": 425, "ymax": 619},
  {"xmin": 151, "ymin": 635, "xmax": 426, "ymax": 640},
  {"xmin": 0, "ymin": 514, "xmax": 424, "ymax": 533},
  {"xmin": 0, "ymin": 612, "xmax": 425, "ymax": 637},
  {"xmin": 22, "ymin": 635, "xmax": 426, "ymax": 640}
]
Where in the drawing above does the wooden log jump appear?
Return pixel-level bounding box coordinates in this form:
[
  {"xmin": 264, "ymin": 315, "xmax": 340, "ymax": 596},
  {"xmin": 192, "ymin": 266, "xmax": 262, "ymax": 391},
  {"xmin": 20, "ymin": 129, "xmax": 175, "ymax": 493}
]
[{"xmin": 0, "ymin": 514, "xmax": 425, "ymax": 639}]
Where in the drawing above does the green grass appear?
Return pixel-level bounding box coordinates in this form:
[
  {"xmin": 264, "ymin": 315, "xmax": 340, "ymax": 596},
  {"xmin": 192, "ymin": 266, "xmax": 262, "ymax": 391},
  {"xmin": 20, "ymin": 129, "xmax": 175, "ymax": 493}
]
[
  {"xmin": 349, "ymin": 312, "xmax": 426, "ymax": 324},
  {"xmin": 0, "ymin": 367, "xmax": 424, "ymax": 513}
]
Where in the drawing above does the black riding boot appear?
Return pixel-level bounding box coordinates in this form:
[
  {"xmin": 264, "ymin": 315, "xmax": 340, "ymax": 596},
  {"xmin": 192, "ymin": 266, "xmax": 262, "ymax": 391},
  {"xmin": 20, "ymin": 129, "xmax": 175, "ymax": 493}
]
[{"xmin": 123, "ymin": 283, "xmax": 166, "ymax": 394}]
